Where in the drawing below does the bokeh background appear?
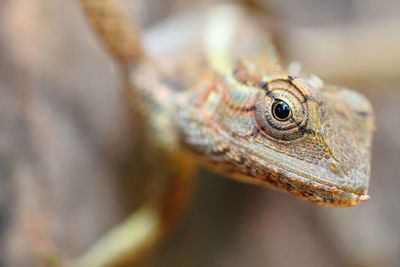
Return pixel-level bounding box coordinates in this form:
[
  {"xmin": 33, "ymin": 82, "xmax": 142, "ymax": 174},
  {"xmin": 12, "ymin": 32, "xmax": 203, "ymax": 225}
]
[{"xmin": 0, "ymin": 0, "xmax": 399, "ymax": 266}]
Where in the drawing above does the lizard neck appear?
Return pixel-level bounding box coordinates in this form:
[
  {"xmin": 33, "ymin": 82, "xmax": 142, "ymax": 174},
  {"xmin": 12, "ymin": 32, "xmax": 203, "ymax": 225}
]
[{"xmin": 129, "ymin": 3, "xmax": 280, "ymax": 153}]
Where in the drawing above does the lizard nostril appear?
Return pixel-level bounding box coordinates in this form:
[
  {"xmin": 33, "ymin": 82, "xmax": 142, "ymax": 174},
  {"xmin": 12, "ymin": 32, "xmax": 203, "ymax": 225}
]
[
  {"xmin": 327, "ymin": 159, "xmax": 347, "ymax": 178},
  {"xmin": 329, "ymin": 162, "xmax": 337, "ymax": 171}
]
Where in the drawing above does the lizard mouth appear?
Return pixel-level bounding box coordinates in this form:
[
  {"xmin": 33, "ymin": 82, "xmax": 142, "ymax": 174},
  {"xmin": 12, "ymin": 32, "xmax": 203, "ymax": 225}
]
[
  {"xmin": 220, "ymin": 108, "xmax": 371, "ymax": 207},
  {"xmin": 234, "ymin": 143, "xmax": 371, "ymax": 207},
  {"xmin": 258, "ymin": 156, "xmax": 370, "ymax": 207}
]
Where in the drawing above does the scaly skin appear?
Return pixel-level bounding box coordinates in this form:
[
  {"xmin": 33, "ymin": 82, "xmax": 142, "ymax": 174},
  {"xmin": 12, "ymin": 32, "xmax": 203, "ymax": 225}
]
[
  {"xmin": 176, "ymin": 73, "xmax": 373, "ymax": 206},
  {"xmin": 130, "ymin": 5, "xmax": 374, "ymax": 207},
  {"xmin": 59, "ymin": 2, "xmax": 374, "ymax": 267}
]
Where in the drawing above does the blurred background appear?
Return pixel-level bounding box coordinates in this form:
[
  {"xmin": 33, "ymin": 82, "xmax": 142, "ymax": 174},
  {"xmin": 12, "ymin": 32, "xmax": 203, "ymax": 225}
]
[{"xmin": 0, "ymin": 0, "xmax": 399, "ymax": 266}]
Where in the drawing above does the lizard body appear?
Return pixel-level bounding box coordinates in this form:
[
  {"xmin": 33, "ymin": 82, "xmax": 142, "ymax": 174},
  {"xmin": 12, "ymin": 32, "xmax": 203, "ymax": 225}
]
[
  {"xmin": 129, "ymin": 5, "xmax": 374, "ymax": 207},
  {"xmin": 53, "ymin": 1, "xmax": 374, "ymax": 266}
]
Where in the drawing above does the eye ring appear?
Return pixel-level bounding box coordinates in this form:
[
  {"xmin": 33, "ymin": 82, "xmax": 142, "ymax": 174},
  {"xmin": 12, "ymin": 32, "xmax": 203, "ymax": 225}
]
[
  {"xmin": 253, "ymin": 79, "xmax": 309, "ymax": 142},
  {"xmin": 272, "ymin": 100, "xmax": 292, "ymax": 121}
]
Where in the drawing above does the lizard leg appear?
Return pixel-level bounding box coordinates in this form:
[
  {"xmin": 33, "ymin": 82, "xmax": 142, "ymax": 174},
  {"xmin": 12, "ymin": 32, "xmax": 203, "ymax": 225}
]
[
  {"xmin": 58, "ymin": 1, "xmax": 196, "ymax": 266},
  {"xmin": 72, "ymin": 158, "xmax": 195, "ymax": 267},
  {"xmin": 76, "ymin": 0, "xmax": 145, "ymax": 69},
  {"xmin": 70, "ymin": 206, "xmax": 161, "ymax": 267},
  {"xmin": 40, "ymin": 156, "xmax": 195, "ymax": 267}
]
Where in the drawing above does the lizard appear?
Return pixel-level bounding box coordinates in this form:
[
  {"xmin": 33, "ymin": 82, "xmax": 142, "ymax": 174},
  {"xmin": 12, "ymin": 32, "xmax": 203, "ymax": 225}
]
[{"xmin": 48, "ymin": 1, "xmax": 374, "ymax": 266}]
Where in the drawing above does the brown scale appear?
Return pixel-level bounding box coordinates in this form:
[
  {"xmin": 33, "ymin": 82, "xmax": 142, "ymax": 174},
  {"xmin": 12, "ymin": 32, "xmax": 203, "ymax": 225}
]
[{"xmin": 52, "ymin": 2, "xmax": 376, "ymax": 266}]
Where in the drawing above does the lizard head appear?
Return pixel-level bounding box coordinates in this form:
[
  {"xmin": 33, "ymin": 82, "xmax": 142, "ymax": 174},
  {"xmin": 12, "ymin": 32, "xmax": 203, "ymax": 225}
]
[{"xmin": 180, "ymin": 66, "xmax": 374, "ymax": 207}]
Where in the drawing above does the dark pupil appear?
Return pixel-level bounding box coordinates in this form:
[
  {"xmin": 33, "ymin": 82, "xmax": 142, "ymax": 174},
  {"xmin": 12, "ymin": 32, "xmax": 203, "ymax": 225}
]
[{"xmin": 273, "ymin": 100, "xmax": 291, "ymax": 120}]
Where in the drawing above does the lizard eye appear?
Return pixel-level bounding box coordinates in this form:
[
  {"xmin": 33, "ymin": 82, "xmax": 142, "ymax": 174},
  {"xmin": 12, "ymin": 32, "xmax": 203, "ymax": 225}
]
[
  {"xmin": 254, "ymin": 79, "xmax": 310, "ymax": 141},
  {"xmin": 272, "ymin": 100, "xmax": 292, "ymax": 121}
]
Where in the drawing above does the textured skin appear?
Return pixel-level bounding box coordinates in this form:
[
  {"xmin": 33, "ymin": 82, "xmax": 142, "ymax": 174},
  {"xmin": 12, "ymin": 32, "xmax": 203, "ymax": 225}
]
[
  {"xmin": 130, "ymin": 5, "xmax": 374, "ymax": 207},
  {"xmin": 56, "ymin": 2, "xmax": 375, "ymax": 265},
  {"xmin": 177, "ymin": 74, "xmax": 373, "ymax": 206},
  {"xmin": 77, "ymin": 0, "xmax": 374, "ymax": 207}
]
